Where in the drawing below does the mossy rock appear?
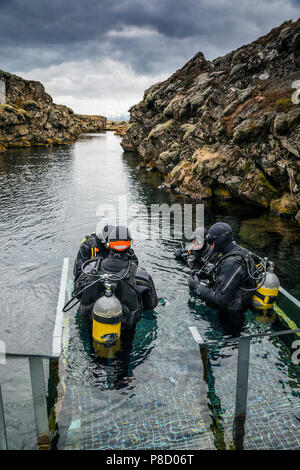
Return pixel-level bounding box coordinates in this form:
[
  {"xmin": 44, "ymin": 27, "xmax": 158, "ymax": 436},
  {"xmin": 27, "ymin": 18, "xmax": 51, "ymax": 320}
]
[
  {"xmin": 275, "ymin": 98, "xmax": 293, "ymax": 113},
  {"xmin": 213, "ymin": 186, "xmax": 233, "ymax": 199},
  {"xmin": 212, "ymin": 56, "xmax": 223, "ymax": 66},
  {"xmin": 8, "ymin": 140, "xmax": 31, "ymax": 148},
  {"xmin": 221, "ymin": 100, "xmax": 239, "ymax": 117},
  {"xmin": 22, "ymin": 100, "xmax": 40, "ymax": 110},
  {"xmin": 189, "ymin": 88, "xmax": 212, "ymax": 110},
  {"xmin": 229, "ymin": 63, "xmax": 247, "ymax": 78},
  {"xmin": 273, "ymin": 113, "xmax": 289, "ymax": 134},
  {"xmin": 159, "ymin": 150, "xmax": 179, "ymax": 164},
  {"xmin": 232, "ymin": 49, "xmax": 244, "ymax": 63},
  {"xmin": 232, "ymin": 120, "xmax": 256, "ymax": 143},
  {"xmin": 286, "ymin": 108, "xmax": 300, "ymax": 128},
  {"xmin": 270, "ymin": 193, "xmax": 298, "ymax": 216},
  {"xmin": 169, "ymin": 142, "xmax": 181, "ymax": 151},
  {"xmin": 232, "ymin": 117, "xmax": 267, "ymax": 143},
  {"xmin": 145, "ymin": 89, "xmax": 159, "ymax": 107},
  {"xmin": 0, "ymin": 104, "xmax": 30, "ymax": 120},
  {"xmin": 181, "ymin": 123, "xmax": 197, "ymax": 141},
  {"xmin": 205, "ymin": 187, "xmax": 213, "ymax": 197},
  {"xmin": 243, "ymin": 160, "xmax": 252, "ymax": 173},
  {"xmin": 256, "ymin": 170, "xmax": 278, "ymax": 194},
  {"xmin": 274, "ymin": 109, "xmax": 300, "ymax": 134},
  {"xmin": 220, "ymin": 51, "xmax": 234, "ymax": 66},
  {"xmin": 0, "ymin": 104, "xmax": 17, "ymax": 114},
  {"xmin": 148, "ymin": 120, "xmax": 174, "ymax": 139}
]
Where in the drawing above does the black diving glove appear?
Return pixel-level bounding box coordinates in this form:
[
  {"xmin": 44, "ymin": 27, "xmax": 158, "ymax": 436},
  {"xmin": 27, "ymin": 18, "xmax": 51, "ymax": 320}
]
[
  {"xmin": 189, "ymin": 274, "xmax": 210, "ymax": 294},
  {"xmin": 175, "ymin": 248, "xmax": 187, "ymax": 260},
  {"xmin": 189, "ymin": 275, "xmax": 201, "ymax": 293}
]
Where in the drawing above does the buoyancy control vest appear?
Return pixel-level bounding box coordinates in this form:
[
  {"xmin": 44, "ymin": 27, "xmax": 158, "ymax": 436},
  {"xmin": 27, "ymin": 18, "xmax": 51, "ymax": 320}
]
[
  {"xmin": 213, "ymin": 247, "xmax": 280, "ymax": 314},
  {"xmin": 212, "ymin": 247, "xmax": 257, "ymax": 313}
]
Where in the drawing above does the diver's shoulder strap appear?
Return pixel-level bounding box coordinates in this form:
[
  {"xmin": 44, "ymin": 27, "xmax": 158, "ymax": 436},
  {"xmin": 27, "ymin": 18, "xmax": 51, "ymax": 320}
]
[
  {"xmin": 216, "ymin": 249, "xmax": 251, "ymax": 270},
  {"xmin": 219, "ymin": 249, "xmax": 258, "ymax": 288}
]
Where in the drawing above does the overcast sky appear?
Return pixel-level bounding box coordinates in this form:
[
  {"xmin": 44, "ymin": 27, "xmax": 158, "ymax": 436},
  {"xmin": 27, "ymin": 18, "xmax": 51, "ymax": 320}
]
[{"xmin": 0, "ymin": 0, "xmax": 299, "ymax": 118}]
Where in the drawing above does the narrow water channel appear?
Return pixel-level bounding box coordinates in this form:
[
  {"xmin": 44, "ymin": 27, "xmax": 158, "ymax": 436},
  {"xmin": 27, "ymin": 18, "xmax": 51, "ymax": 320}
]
[{"xmin": 0, "ymin": 132, "xmax": 299, "ymax": 449}]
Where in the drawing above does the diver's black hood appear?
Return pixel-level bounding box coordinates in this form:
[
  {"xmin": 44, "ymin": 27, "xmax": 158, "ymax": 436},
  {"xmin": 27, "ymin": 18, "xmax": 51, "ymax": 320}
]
[
  {"xmin": 220, "ymin": 239, "xmax": 237, "ymax": 254},
  {"xmin": 207, "ymin": 222, "xmax": 235, "ymax": 253}
]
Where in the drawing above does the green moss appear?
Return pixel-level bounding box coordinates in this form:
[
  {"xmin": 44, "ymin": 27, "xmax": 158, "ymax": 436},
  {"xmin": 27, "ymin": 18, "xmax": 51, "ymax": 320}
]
[
  {"xmin": 22, "ymin": 100, "xmax": 40, "ymax": 110},
  {"xmin": 0, "ymin": 104, "xmax": 16, "ymax": 113},
  {"xmin": 53, "ymin": 138, "xmax": 64, "ymax": 145},
  {"xmin": 270, "ymin": 193, "xmax": 297, "ymax": 216},
  {"xmin": 213, "ymin": 187, "xmax": 232, "ymax": 199},
  {"xmin": 148, "ymin": 120, "xmax": 174, "ymax": 138},
  {"xmin": 275, "ymin": 98, "xmax": 293, "ymax": 113},
  {"xmin": 180, "ymin": 123, "xmax": 197, "ymax": 141},
  {"xmin": 243, "ymin": 160, "xmax": 251, "ymax": 173},
  {"xmin": 169, "ymin": 141, "xmax": 181, "ymax": 150},
  {"xmin": 256, "ymin": 170, "xmax": 277, "ymax": 193},
  {"xmin": 7, "ymin": 140, "xmax": 31, "ymax": 148},
  {"xmin": 192, "ymin": 160, "xmax": 203, "ymax": 176},
  {"xmin": 0, "ymin": 104, "xmax": 31, "ymax": 120}
]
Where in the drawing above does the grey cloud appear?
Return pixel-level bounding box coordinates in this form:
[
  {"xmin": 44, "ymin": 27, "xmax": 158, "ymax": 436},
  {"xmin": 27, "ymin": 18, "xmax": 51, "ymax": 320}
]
[{"xmin": 0, "ymin": 0, "xmax": 299, "ymax": 115}]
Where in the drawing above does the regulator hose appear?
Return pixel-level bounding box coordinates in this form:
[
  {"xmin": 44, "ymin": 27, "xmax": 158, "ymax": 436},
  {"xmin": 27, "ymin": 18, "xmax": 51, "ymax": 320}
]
[{"xmin": 62, "ymin": 260, "xmax": 133, "ymax": 312}]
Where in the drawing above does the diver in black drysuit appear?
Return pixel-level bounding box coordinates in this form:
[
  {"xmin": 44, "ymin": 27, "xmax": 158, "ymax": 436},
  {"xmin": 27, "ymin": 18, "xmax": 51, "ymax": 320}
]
[
  {"xmin": 73, "ymin": 224, "xmax": 138, "ymax": 298},
  {"xmin": 80, "ymin": 225, "xmax": 141, "ymax": 326},
  {"xmin": 189, "ymin": 222, "xmax": 256, "ymax": 322},
  {"xmin": 73, "ymin": 225, "xmax": 115, "ymax": 284}
]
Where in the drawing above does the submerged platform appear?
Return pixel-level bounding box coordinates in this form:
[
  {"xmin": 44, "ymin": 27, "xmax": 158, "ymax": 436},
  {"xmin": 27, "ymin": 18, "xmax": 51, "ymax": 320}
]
[{"xmin": 53, "ymin": 261, "xmax": 300, "ymax": 450}]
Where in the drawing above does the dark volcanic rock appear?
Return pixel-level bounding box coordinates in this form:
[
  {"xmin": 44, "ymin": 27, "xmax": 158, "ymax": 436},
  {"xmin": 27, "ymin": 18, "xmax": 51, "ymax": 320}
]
[
  {"xmin": 121, "ymin": 19, "xmax": 300, "ymax": 222},
  {"xmin": 0, "ymin": 70, "xmax": 106, "ymax": 151}
]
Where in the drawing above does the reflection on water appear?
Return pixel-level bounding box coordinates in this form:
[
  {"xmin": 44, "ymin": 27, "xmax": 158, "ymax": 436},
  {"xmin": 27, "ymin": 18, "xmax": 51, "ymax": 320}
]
[{"xmin": 0, "ymin": 133, "xmax": 299, "ymax": 449}]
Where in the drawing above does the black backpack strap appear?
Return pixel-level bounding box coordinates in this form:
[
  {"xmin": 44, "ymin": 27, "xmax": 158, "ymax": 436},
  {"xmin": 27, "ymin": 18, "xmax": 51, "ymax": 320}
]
[{"xmin": 214, "ymin": 250, "xmax": 245, "ymax": 269}]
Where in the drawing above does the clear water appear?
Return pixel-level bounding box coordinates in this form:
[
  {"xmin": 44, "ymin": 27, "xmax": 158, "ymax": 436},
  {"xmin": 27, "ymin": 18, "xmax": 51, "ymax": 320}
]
[{"xmin": 0, "ymin": 132, "xmax": 299, "ymax": 450}]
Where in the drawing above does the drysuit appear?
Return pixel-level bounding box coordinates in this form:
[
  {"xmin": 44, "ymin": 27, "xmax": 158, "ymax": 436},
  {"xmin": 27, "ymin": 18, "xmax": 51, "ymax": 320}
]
[
  {"xmin": 189, "ymin": 223, "xmax": 256, "ymax": 316},
  {"xmin": 73, "ymin": 233, "xmax": 109, "ymax": 283}
]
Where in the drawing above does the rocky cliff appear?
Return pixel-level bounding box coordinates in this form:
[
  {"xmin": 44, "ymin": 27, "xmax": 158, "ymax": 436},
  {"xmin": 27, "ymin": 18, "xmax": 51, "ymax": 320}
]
[
  {"xmin": 0, "ymin": 70, "xmax": 106, "ymax": 151},
  {"xmin": 121, "ymin": 19, "xmax": 300, "ymax": 222}
]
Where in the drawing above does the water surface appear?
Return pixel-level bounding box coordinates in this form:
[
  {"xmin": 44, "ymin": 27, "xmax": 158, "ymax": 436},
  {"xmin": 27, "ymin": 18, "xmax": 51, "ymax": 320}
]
[{"xmin": 0, "ymin": 132, "xmax": 299, "ymax": 449}]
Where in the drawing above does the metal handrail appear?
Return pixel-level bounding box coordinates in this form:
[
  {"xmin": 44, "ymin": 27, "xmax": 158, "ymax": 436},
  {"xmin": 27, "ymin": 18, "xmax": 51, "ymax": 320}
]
[
  {"xmin": 5, "ymin": 352, "xmax": 60, "ymax": 359},
  {"xmin": 189, "ymin": 288, "xmax": 300, "ymax": 450},
  {"xmin": 0, "ymin": 258, "xmax": 69, "ymax": 450}
]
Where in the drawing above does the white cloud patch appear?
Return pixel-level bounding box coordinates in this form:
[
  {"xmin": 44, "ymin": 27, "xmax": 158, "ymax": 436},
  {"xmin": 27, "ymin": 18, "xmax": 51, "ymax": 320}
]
[
  {"xmin": 18, "ymin": 59, "xmax": 168, "ymax": 117},
  {"xmin": 105, "ymin": 26, "xmax": 160, "ymax": 38}
]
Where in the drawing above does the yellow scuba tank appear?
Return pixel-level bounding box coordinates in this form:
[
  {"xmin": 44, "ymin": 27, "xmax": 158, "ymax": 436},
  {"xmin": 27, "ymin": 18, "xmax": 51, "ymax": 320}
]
[
  {"xmin": 92, "ymin": 282, "xmax": 123, "ymax": 346},
  {"xmin": 251, "ymin": 261, "xmax": 280, "ymax": 313}
]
